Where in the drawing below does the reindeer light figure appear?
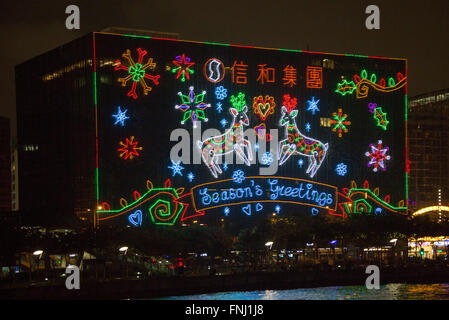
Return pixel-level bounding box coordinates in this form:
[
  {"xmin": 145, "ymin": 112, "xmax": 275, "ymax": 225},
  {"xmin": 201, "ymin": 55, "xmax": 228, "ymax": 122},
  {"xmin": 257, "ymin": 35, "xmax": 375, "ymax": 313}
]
[
  {"xmin": 197, "ymin": 92, "xmax": 253, "ymax": 178},
  {"xmin": 278, "ymin": 94, "xmax": 329, "ymax": 178}
]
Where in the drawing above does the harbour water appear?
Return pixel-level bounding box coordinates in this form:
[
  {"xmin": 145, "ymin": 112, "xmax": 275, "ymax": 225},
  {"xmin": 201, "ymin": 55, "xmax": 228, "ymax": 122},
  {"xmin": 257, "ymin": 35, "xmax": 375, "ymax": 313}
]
[{"xmin": 160, "ymin": 283, "xmax": 449, "ymax": 300}]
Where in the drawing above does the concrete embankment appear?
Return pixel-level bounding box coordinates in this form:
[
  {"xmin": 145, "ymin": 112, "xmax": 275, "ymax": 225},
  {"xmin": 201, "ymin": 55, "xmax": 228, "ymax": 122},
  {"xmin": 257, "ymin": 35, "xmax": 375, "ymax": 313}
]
[{"xmin": 2, "ymin": 267, "xmax": 449, "ymax": 299}]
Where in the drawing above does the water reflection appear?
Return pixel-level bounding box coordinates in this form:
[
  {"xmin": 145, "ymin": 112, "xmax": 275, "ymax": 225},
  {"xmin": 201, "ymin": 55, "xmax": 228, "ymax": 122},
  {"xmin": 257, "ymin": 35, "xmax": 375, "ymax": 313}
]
[{"xmin": 160, "ymin": 283, "xmax": 449, "ymax": 300}]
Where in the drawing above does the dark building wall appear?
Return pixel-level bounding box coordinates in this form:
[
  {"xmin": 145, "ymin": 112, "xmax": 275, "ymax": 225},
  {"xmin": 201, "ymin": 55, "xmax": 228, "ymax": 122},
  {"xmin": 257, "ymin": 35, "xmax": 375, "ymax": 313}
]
[
  {"xmin": 408, "ymin": 89, "xmax": 449, "ymax": 210},
  {"xmin": 15, "ymin": 34, "xmax": 96, "ymax": 226},
  {"xmin": 0, "ymin": 117, "xmax": 11, "ymax": 211}
]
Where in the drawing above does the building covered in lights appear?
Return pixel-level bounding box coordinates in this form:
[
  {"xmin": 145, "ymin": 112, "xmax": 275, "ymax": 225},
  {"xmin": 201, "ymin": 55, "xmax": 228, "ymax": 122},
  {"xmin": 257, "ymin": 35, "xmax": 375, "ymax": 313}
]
[
  {"xmin": 408, "ymin": 88, "xmax": 449, "ymax": 217},
  {"xmin": 16, "ymin": 29, "xmax": 407, "ymax": 227}
]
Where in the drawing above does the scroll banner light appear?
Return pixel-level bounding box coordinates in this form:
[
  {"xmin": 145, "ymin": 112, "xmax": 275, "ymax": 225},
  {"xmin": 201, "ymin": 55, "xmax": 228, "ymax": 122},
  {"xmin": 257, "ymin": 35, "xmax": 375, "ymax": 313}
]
[
  {"xmin": 412, "ymin": 206, "xmax": 449, "ymax": 217},
  {"xmin": 191, "ymin": 176, "xmax": 338, "ymax": 213}
]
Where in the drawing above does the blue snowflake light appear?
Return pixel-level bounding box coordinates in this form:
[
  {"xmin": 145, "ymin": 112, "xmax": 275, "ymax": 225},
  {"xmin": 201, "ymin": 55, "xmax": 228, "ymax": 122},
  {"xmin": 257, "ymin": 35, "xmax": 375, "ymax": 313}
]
[
  {"xmin": 224, "ymin": 207, "xmax": 230, "ymax": 216},
  {"xmin": 306, "ymin": 97, "xmax": 320, "ymax": 115},
  {"xmin": 305, "ymin": 122, "xmax": 311, "ymax": 132},
  {"xmin": 261, "ymin": 152, "xmax": 274, "ymax": 166},
  {"xmin": 215, "ymin": 86, "xmax": 227, "ymax": 100},
  {"xmin": 222, "ymin": 162, "xmax": 228, "ymax": 171},
  {"xmin": 254, "ymin": 143, "xmax": 259, "ymax": 152},
  {"xmin": 232, "ymin": 170, "xmax": 245, "ymax": 184},
  {"xmin": 216, "ymin": 102, "xmax": 223, "ymax": 113},
  {"xmin": 112, "ymin": 106, "xmax": 130, "ymax": 126},
  {"xmin": 298, "ymin": 159, "xmax": 304, "ymax": 168},
  {"xmin": 335, "ymin": 163, "xmax": 348, "ymax": 176},
  {"xmin": 220, "ymin": 118, "xmax": 228, "ymax": 128},
  {"xmin": 275, "ymin": 205, "xmax": 281, "ymax": 214},
  {"xmin": 187, "ymin": 172, "xmax": 194, "ymax": 182},
  {"xmin": 168, "ymin": 160, "xmax": 184, "ymax": 177}
]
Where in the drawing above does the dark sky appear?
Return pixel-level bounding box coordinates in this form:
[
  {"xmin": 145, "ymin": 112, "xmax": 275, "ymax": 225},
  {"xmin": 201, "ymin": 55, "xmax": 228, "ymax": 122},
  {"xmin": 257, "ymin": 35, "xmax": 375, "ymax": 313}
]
[{"xmin": 1, "ymin": 0, "xmax": 448, "ymax": 136}]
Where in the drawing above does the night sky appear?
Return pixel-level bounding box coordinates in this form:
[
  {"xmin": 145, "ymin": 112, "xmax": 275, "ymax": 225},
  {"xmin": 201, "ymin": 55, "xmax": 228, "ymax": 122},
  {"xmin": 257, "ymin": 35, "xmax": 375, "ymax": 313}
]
[{"xmin": 1, "ymin": 0, "xmax": 448, "ymax": 135}]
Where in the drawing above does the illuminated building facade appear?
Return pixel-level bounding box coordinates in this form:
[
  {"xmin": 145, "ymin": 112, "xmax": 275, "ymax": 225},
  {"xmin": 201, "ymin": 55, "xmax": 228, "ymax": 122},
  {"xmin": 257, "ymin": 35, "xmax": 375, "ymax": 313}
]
[
  {"xmin": 16, "ymin": 31, "xmax": 408, "ymax": 227},
  {"xmin": 408, "ymin": 89, "xmax": 449, "ymax": 212}
]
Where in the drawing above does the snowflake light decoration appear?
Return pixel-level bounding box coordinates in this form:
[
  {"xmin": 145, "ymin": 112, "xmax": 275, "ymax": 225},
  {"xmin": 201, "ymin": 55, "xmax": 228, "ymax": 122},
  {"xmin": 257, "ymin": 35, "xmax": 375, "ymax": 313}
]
[
  {"xmin": 275, "ymin": 205, "xmax": 281, "ymax": 214},
  {"xmin": 175, "ymin": 86, "xmax": 211, "ymax": 128},
  {"xmin": 224, "ymin": 207, "xmax": 230, "ymax": 216},
  {"xmin": 220, "ymin": 118, "xmax": 228, "ymax": 128},
  {"xmin": 222, "ymin": 162, "xmax": 228, "ymax": 171},
  {"xmin": 306, "ymin": 97, "xmax": 320, "ymax": 115},
  {"xmin": 232, "ymin": 170, "xmax": 245, "ymax": 184},
  {"xmin": 215, "ymin": 86, "xmax": 228, "ymax": 100},
  {"xmin": 305, "ymin": 122, "xmax": 311, "ymax": 132},
  {"xmin": 187, "ymin": 172, "xmax": 195, "ymax": 182},
  {"xmin": 335, "ymin": 163, "xmax": 348, "ymax": 176},
  {"xmin": 331, "ymin": 108, "xmax": 351, "ymax": 138},
  {"xmin": 171, "ymin": 53, "xmax": 195, "ymax": 82},
  {"xmin": 117, "ymin": 136, "xmax": 142, "ymax": 160},
  {"xmin": 168, "ymin": 160, "xmax": 185, "ymax": 177},
  {"xmin": 114, "ymin": 48, "xmax": 160, "ymax": 99},
  {"xmin": 365, "ymin": 140, "xmax": 391, "ymax": 172},
  {"xmin": 261, "ymin": 152, "xmax": 274, "ymax": 166},
  {"xmin": 298, "ymin": 159, "xmax": 304, "ymax": 168},
  {"xmin": 216, "ymin": 102, "xmax": 223, "ymax": 114},
  {"xmin": 112, "ymin": 106, "xmax": 130, "ymax": 126}
]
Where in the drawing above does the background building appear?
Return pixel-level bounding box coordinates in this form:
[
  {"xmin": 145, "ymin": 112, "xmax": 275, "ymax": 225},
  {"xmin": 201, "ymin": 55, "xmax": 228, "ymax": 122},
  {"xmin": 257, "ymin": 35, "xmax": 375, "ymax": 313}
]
[
  {"xmin": 0, "ymin": 117, "xmax": 11, "ymax": 212},
  {"xmin": 408, "ymin": 88, "xmax": 449, "ymax": 212}
]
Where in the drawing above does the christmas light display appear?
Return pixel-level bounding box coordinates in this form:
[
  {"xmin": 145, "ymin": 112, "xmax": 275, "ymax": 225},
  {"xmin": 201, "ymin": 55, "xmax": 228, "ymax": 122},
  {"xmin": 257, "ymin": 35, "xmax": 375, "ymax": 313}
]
[
  {"xmin": 171, "ymin": 53, "xmax": 195, "ymax": 82},
  {"xmin": 128, "ymin": 210, "xmax": 142, "ymax": 227},
  {"xmin": 112, "ymin": 106, "xmax": 130, "ymax": 126},
  {"xmin": 368, "ymin": 103, "xmax": 389, "ymax": 130},
  {"xmin": 114, "ymin": 48, "xmax": 160, "ymax": 99},
  {"xmin": 354, "ymin": 70, "xmax": 407, "ymax": 99},
  {"xmin": 232, "ymin": 170, "xmax": 246, "ymax": 183},
  {"xmin": 335, "ymin": 163, "xmax": 348, "ymax": 176},
  {"xmin": 335, "ymin": 79, "xmax": 356, "ymax": 96},
  {"xmin": 117, "ymin": 136, "xmax": 142, "ymax": 160},
  {"xmin": 203, "ymin": 58, "xmax": 225, "ymax": 83},
  {"xmin": 256, "ymin": 64, "xmax": 275, "ymax": 84},
  {"xmin": 253, "ymin": 95, "xmax": 276, "ymax": 121},
  {"xmin": 365, "ymin": 140, "xmax": 391, "ymax": 172},
  {"xmin": 282, "ymin": 65, "xmax": 297, "ymax": 87},
  {"xmin": 94, "ymin": 33, "xmax": 406, "ymax": 227},
  {"xmin": 306, "ymin": 66, "xmax": 322, "ymax": 89},
  {"xmin": 330, "ymin": 108, "xmax": 351, "ymax": 138},
  {"xmin": 260, "ymin": 152, "xmax": 274, "ymax": 166},
  {"xmin": 215, "ymin": 86, "xmax": 228, "ymax": 100},
  {"xmin": 278, "ymin": 95, "xmax": 329, "ymax": 178},
  {"xmin": 197, "ymin": 92, "xmax": 252, "ymax": 178},
  {"xmin": 168, "ymin": 160, "xmax": 185, "ymax": 177},
  {"xmin": 175, "ymin": 86, "xmax": 211, "ymax": 128},
  {"xmin": 306, "ymin": 97, "xmax": 320, "ymax": 115}
]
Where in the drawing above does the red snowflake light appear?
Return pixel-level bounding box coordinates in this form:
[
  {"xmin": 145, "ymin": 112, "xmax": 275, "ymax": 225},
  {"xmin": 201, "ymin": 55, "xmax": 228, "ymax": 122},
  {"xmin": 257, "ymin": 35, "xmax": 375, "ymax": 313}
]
[{"xmin": 117, "ymin": 136, "xmax": 143, "ymax": 160}]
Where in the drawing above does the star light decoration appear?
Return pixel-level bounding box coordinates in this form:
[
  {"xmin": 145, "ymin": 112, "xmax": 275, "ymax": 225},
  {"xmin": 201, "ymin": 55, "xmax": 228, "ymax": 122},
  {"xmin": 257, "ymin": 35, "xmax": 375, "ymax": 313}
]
[
  {"xmin": 187, "ymin": 172, "xmax": 195, "ymax": 182},
  {"xmin": 306, "ymin": 97, "xmax": 320, "ymax": 115},
  {"xmin": 114, "ymin": 48, "xmax": 160, "ymax": 99},
  {"xmin": 112, "ymin": 106, "xmax": 130, "ymax": 126},
  {"xmin": 171, "ymin": 53, "xmax": 195, "ymax": 82},
  {"xmin": 117, "ymin": 136, "xmax": 142, "ymax": 160},
  {"xmin": 331, "ymin": 108, "xmax": 351, "ymax": 138},
  {"xmin": 175, "ymin": 86, "xmax": 211, "ymax": 128},
  {"xmin": 168, "ymin": 160, "xmax": 185, "ymax": 177},
  {"xmin": 216, "ymin": 102, "xmax": 223, "ymax": 114},
  {"xmin": 365, "ymin": 140, "xmax": 391, "ymax": 172}
]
